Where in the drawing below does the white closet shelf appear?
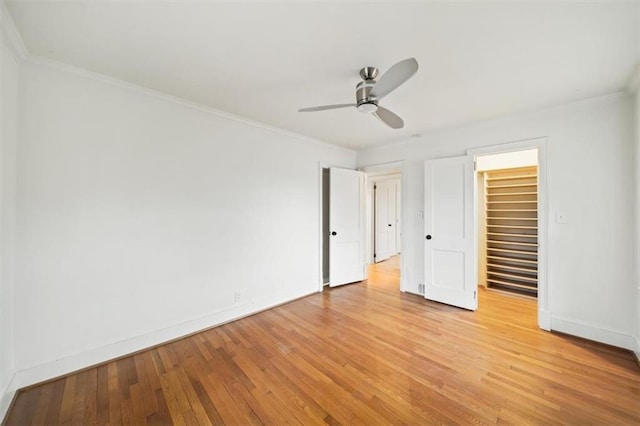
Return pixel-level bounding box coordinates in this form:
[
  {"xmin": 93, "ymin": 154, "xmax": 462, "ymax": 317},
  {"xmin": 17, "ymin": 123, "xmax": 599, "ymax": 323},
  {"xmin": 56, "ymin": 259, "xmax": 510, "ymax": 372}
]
[
  {"xmin": 487, "ymin": 216, "xmax": 538, "ymax": 221},
  {"xmin": 487, "ymin": 225, "xmax": 538, "ymax": 230},
  {"xmin": 487, "ymin": 233, "xmax": 537, "ymax": 238},
  {"xmin": 487, "ymin": 247, "xmax": 537, "ymax": 256},
  {"xmin": 488, "ymin": 183, "xmax": 537, "ymax": 189},
  {"xmin": 487, "ymin": 255, "xmax": 537, "ymax": 265},
  {"xmin": 487, "ymin": 208, "xmax": 537, "ymax": 211},
  {"xmin": 487, "ymin": 192, "xmax": 537, "ymax": 196},
  {"xmin": 487, "ymin": 263, "xmax": 537, "ymax": 274},
  {"xmin": 486, "ymin": 175, "xmax": 537, "ymax": 182},
  {"xmin": 486, "ymin": 201, "xmax": 537, "ymax": 204},
  {"xmin": 487, "ymin": 278, "xmax": 538, "ymax": 291},
  {"xmin": 487, "ymin": 270, "xmax": 538, "ymax": 283},
  {"xmin": 488, "ymin": 240, "xmax": 538, "ymax": 247}
]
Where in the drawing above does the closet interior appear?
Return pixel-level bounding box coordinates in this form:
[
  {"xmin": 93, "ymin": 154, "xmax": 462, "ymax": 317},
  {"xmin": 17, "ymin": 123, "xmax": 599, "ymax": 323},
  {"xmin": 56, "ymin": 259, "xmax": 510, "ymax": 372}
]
[{"xmin": 477, "ymin": 151, "xmax": 538, "ymax": 298}]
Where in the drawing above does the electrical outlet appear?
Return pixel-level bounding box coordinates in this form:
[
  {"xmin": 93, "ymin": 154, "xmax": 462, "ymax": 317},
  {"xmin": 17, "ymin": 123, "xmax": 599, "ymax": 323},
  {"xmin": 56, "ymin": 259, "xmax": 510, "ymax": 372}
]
[{"xmin": 234, "ymin": 291, "xmax": 241, "ymax": 303}]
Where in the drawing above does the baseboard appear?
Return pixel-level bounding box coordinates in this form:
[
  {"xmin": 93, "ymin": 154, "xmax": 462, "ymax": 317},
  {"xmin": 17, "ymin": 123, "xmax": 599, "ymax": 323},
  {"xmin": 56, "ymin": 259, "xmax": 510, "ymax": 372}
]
[
  {"xmin": 0, "ymin": 371, "xmax": 17, "ymax": 423},
  {"xmin": 538, "ymin": 309, "xmax": 551, "ymax": 331},
  {"xmin": 551, "ymin": 315, "xmax": 635, "ymax": 350},
  {"xmin": 634, "ymin": 335, "xmax": 640, "ymax": 367},
  {"xmin": 14, "ymin": 289, "xmax": 315, "ymax": 391}
]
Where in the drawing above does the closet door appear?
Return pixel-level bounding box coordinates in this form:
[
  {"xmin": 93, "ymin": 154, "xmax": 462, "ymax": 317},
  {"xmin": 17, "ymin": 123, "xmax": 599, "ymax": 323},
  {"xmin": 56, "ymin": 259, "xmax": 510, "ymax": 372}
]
[
  {"xmin": 424, "ymin": 156, "xmax": 476, "ymax": 310},
  {"xmin": 484, "ymin": 166, "xmax": 538, "ymax": 296}
]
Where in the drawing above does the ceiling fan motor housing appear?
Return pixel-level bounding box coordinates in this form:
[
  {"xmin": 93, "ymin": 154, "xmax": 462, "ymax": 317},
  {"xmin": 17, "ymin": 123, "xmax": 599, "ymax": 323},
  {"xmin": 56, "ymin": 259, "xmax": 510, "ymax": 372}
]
[{"xmin": 356, "ymin": 69, "xmax": 379, "ymax": 113}]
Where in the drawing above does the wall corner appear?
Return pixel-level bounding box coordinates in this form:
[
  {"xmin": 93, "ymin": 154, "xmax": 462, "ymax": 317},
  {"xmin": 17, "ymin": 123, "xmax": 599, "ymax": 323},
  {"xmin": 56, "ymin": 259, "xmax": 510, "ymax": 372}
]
[
  {"xmin": 0, "ymin": 370, "xmax": 17, "ymax": 423},
  {"xmin": 0, "ymin": 2, "xmax": 27, "ymax": 62}
]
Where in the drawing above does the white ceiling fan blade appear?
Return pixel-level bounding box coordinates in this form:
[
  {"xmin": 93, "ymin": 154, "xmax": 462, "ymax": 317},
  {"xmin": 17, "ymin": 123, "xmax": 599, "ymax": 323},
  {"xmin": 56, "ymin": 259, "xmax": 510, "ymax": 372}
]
[
  {"xmin": 374, "ymin": 106, "xmax": 404, "ymax": 129},
  {"xmin": 369, "ymin": 58, "xmax": 418, "ymax": 100},
  {"xmin": 298, "ymin": 104, "xmax": 355, "ymax": 112}
]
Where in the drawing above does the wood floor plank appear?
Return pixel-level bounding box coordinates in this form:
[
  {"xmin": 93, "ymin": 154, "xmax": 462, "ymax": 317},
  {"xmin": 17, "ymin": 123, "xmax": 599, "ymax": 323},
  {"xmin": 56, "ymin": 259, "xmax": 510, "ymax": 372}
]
[
  {"xmin": 106, "ymin": 361, "xmax": 123, "ymax": 425},
  {"xmin": 43, "ymin": 379, "xmax": 65, "ymax": 426},
  {"xmin": 95, "ymin": 365, "xmax": 110, "ymax": 425},
  {"xmin": 3, "ymin": 255, "xmax": 640, "ymax": 425}
]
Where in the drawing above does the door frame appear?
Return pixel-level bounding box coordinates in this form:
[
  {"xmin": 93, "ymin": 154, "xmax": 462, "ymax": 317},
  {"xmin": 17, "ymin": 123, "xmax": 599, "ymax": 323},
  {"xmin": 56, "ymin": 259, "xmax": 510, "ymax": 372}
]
[
  {"xmin": 371, "ymin": 174, "xmax": 401, "ymax": 263},
  {"xmin": 467, "ymin": 138, "xmax": 550, "ymax": 331},
  {"xmin": 360, "ymin": 161, "xmax": 406, "ymax": 292},
  {"xmin": 318, "ymin": 163, "xmax": 330, "ymax": 292}
]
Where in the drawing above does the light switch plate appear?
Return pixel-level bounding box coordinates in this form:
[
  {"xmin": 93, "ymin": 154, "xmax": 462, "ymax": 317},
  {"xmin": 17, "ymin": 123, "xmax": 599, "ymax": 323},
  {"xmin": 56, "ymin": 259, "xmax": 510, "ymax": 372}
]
[{"xmin": 556, "ymin": 212, "xmax": 567, "ymax": 224}]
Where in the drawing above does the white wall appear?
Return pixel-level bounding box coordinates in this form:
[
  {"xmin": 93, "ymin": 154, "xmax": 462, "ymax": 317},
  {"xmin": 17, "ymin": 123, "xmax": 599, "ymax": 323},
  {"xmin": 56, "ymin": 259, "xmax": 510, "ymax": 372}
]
[
  {"xmin": 357, "ymin": 94, "xmax": 636, "ymax": 349},
  {"xmin": 13, "ymin": 60, "xmax": 355, "ymax": 386},
  {"xmin": 0, "ymin": 16, "xmax": 19, "ymax": 418},
  {"xmin": 476, "ymin": 148, "xmax": 538, "ymax": 171}
]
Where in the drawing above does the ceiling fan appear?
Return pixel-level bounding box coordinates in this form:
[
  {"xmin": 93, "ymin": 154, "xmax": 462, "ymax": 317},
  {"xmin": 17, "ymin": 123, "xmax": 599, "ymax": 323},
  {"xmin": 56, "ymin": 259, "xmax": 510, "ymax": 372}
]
[{"xmin": 298, "ymin": 58, "xmax": 419, "ymax": 129}]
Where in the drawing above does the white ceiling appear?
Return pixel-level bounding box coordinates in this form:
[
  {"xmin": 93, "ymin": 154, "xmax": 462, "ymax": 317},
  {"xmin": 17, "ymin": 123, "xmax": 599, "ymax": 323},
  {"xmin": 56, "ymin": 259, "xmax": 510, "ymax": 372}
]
[{"xmin": 6, "ymin": 1, "xmax": 640, "ymax": 150}]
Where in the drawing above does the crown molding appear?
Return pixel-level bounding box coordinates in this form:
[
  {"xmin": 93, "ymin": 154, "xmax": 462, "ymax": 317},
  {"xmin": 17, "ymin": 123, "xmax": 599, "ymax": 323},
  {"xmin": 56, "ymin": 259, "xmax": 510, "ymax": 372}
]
[
  {"xmin": 0, "ymin": 1, "xmax": 27, "ymax": 61},
  {"xmin": 25, "ymin": 55, "xmax": 355, "ymax": 155},
  {"xmin": 627, "ymin": 64, "xmax": 640, "ymax": 94}
]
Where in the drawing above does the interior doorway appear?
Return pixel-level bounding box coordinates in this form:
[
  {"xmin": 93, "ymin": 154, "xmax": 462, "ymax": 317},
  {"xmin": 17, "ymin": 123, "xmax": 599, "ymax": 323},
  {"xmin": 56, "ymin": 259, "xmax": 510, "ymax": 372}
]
[
  {"xmin": 469, "ymin": 139, "xmax": 549, "ymax": 330},
  {"xmin": 476, "ymin": 150, "xmax": 538, "ymax": 298},
  {"xmin": 362, "ymin": 162, "xmax": 404, "ymax": 291},
  {"xmin": 372, "ymin": 176, "xmax": 401, "ymax": 263}
]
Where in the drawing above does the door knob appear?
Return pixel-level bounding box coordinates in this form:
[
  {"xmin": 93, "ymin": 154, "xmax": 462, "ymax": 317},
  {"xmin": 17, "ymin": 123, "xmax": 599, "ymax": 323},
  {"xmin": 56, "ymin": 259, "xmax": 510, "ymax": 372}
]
[
  {"xmin": 388, "ymin": 224, "xmax": 392, "ymax": 227},
  {"xmin": 331, "ymin": 231, "xmax": 337, "ymax": 236},
  {"xmin": 426, "ymin": 235, "xmax": 432, "ymax": 240}
]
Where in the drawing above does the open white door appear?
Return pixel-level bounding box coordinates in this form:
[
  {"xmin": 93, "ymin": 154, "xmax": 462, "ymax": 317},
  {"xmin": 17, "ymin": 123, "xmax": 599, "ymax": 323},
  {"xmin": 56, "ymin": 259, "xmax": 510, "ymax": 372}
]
[
  {"xmin": 330, "ymin": 168, "xmax": 365, "ymax": 287},
  {"xmin": 374, "ymin": 180, "xmax": 393, "ymax": 263},
  {"xmin": 424, "ymin": 155, "xmax": 477, "ymax": 310},
  {"xmin": 395, "ymin": 179, "xmax": 402, "ymax": 254}
]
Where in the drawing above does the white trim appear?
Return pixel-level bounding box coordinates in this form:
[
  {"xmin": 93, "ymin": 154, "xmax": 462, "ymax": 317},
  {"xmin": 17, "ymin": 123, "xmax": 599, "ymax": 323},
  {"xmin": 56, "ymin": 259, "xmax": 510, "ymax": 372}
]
[
  {"xmin": 0, "ymin": 3, "xmax": 21, "ymax": 422},
  {"xmin": 361, "ymin": 92, "xmax": 630, "ymax": 154},
  {"xmin": 635, "ymin": 333, "xmax": 640, "ymax": 365},
  {"xmin": 24, "ymin": 55, "xmax": 354, "ymax": 156},
  {"xmin": 318, "ymin": 162, "xmax": 329, "ymax": 292},
  {"xmin": 0, "ymin": 2, "xmax": 27, "ymax": 61},
  {"xmin": 551, "ymin": 315, "xmax": 635, "ymax": 350},
  {"xmin": 467, "ymin": 137, "xmax": 549, "ymax": 330},
  {"xmin": 627, "ymin": 64, "xmax": 640, "ymax": 94},
  {"xmin": 538, "ymin": 309, "xmax": 551, "ymax": 331},
  {"xmin": 0, "ymin": 370, "xmax": 17, "ymax": 423},
  {"xmin": 360, "ymin": 161, "xmax": 406, "ymax": 292},
  {"xmin": 359, "ymin": 160, "xmax": 404, "ymax": 174},
  {"xmin": 13, "ymin": 288, "xmax": 315, "ymax": 391}
]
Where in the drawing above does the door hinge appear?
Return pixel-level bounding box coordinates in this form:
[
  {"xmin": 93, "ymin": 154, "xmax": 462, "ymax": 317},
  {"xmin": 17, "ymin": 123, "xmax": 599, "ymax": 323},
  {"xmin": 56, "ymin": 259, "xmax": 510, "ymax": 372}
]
[
  {"xmin": 374, "ymin": 184, "xmax": 377, "ymax": 190},
  {"xmin": 473, "ymin": 160, "xmax": 477, "ymax": 171},
  {"xmin": 374, "ymin": 253, "xmax": 377, "ymax": 258},
  {"xmin": 474, "ymin": 290, "xmax": 477, "ymax": 300}
]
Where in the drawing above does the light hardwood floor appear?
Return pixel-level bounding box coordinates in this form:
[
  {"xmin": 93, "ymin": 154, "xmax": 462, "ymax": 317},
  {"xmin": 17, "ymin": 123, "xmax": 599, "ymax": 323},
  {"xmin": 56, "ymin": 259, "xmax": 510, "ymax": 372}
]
[{"xmin": 4, "ymin": 256, "xmax": 640, "ymax": 425}]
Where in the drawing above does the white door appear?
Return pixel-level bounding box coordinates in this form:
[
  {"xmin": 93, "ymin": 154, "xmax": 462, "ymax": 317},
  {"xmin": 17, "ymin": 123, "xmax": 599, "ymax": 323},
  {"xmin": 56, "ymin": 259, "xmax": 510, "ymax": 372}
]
[
  {"xmin": 330, "ymin": 168, "xmax": 365, "ymax": 287},
  {"xmin": 388, "ymin": 180, "xmax": 398, "ymax": 254},
  {"xmin": 424, "ymin": 155, "xmax": 476, "ymax": 310},
  {"xmin": 394, "ymin": 179, "xmax": 402, "ymax": 254},
  {"xmin": 374, "ymin": 180, "xmax": 393, "ymax": 263}
]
